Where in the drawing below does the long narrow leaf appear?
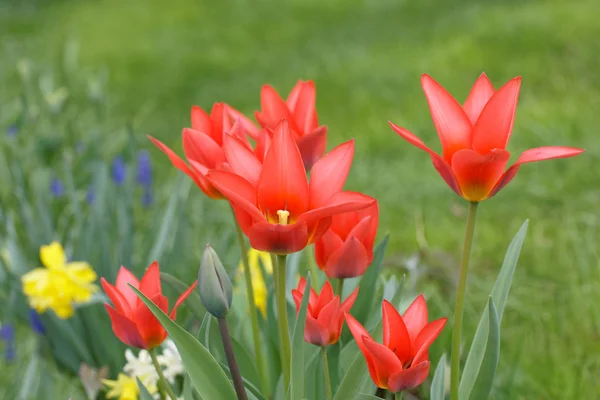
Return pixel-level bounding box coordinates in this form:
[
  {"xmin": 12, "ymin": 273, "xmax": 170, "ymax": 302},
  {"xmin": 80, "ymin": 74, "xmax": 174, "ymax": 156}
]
[
  {"xmin": 136, "ymin": 378, "xmax": 156, "ymax": 400},
  {"xmin": 289, "ymin": 272, "xmax": 312, "ymax": 400},
  {"xmin": 430, "ymin": 354, "xmax": 447, "ymax": 400},
  {"xmin": 469, "ymin": 298, "xmax": 500, "ymax": 400}
]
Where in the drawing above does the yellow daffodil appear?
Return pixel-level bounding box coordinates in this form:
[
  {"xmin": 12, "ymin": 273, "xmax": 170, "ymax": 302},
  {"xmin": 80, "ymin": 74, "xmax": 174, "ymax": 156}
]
[
  {"xmin": 21, "ymin": 242, "xmax": 98, "ymax": 319},
  {"xmin": 103, "ymin": 373, "xmax": 140, "ymax": 400},
  {"xmin": 238, "ymin": 248, "xmax": 273, "ymax": 316}
]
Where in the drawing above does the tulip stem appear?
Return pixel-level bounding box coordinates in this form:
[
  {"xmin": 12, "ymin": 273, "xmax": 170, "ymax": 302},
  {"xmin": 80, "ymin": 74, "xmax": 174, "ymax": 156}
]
[
  {"xmin": 274, "ymin": 254, "xmax": 291, "ymax": 390},
  {"xmin": 394, "ymin": 391, "xmax": 404, "ymax": 400},
  {"xmin": 218, "ymin": 317, "xmax": 249, "ymax": 400},
  {"xmin": 149, "ymin": 347, "xmax": 177, "ymax": 400},
  {"xmin": 231, "ymin": 209, "xmax": 268, "ymax": 394},
  {"xmin": 321, "ymin": 347, "xmax": 332, "ymax": 400},
  {"xmin": 450, "ymin": 201, "xmax": 479, "ymax": 400},
  {"xmin": 336, "ymin": 278, "xmax": 344, "ymax": 298}
]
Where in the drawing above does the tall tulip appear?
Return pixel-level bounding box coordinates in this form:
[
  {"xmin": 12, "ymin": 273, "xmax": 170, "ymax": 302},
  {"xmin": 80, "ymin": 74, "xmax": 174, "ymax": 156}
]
[
  {"xmin": 101, "ymin": 262, "xmax": 196, "ymax": 349},
  {"xmin": 389, "ymin": 73, "xmax": 584, "ymax": 202},
  {"xmin": 314, "ymin": 201, "xmax": 379, "ymax": 279},
  {"xmin": 254, "ymin": 80, "xmax": 327, "ymax": 170},
  {"xmin": 346, "ymin": 295, "xmax": 447, "ymax": 394},
  {"xmin": 207, "ymin": 118, "xmax": 375, "ymax": 255}
]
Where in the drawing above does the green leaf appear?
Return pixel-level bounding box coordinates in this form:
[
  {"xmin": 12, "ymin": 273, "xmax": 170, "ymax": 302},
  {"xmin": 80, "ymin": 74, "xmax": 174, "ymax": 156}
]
[
  {"xmin": 18, "ymin": 353, "xmax": 40, "ymax": 400},
  {"xmin": 136, "ymin": 378, "xmax": 156, "ymax": 400},
  {"xmin": 131, "ymin": 285, "xmax": 236, "ymax": 400},
  {"xmin": 289, "ymin": 272, "xmax": 312, "ymax": 400},
  {"xmin": 162, "ymin": 272, "xmax": 206, "ymax": 321},
  {"xmin": 468, "ymin": 298, "xmax": 500, "ymax": 400},
  {"xmin": 354, "ymin": 395, "xmax": 382, "ymax": 400},
  {"xmin": 459, "ymin": 220, "xmax": 528, "ymax": 400},
  {"xmin": 182, "ymin": 375, "xmax": 195, "ymax": 400},
  {"xmin": 430, "ymin": 354, "xmax": 447, "ymax": 400}
]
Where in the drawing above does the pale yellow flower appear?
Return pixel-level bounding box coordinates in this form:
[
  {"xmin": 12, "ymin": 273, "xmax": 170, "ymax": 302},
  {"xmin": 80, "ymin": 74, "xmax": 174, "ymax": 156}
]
[
  {"xmin": 238, "ymin": 248, "xmax": 273, "ymax": 316},
  {"xmin": 103, "ymin": 374, "xmax": 139, "ymax": 400},
  {"xmin": 21, "ymin": 242, "xmax": 98, "ymax": 319}
]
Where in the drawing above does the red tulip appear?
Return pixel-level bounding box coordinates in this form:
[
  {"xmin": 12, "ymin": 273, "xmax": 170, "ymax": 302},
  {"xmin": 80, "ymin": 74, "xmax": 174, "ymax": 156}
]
[
  {"xmin": 389, "ymin": 73, "xmax": 584, "ymax": 202},
  {"xmin": 314, "ymin": 201, "xmax": 379, "ymax": 278},
  {"xmin": 207, "ymin": 119, "xmax": 375, "ymax": 254},
  {"xmin": 291, "ymin": 277, "xmax": 358, "ymax": 346},
  {"xmin": 254, "ymin": 80, "xmax": 327, "ymax": 170},
  {"xmin": 148, "ymin": 103, "xmax": 256, "ymax": 199},
  {"xmin": 101, "ymin": 262, "xmax": 196, "ymax": 349},
  {"xmin": 346, "ymin": 295, "xmax": 447, "ymax": 393}
]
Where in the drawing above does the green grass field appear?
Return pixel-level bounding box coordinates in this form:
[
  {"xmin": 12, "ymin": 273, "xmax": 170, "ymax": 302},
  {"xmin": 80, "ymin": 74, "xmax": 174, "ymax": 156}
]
[{"xmin": 2, "ymin": 0, "xmax": 600, "ymax": 398}]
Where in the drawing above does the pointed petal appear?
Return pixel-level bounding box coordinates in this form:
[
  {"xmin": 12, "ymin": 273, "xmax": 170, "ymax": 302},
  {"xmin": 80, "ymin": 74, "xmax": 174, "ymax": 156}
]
[
  {"xmin": 299, "ymin": 191, "xmax": 375, "ymax": 226},
  {"xmin": 182, "ymin": 128, "xmax": 225, "ymax": 168},
  {"xmin": 314, "ymin": 230, "xmax": 344, "ymax": 272},
  {"xmin": 451, "ymin": 148, "xmax": 510, "ymax": 202},
  {"xmin": 382, "ymin": 300, "xmax": 412, "ymax": 364},
  {"xmin": 257, "ymin": 119, "xmax": 309, "ymax": 220},
  {"xmin": 488, "ymin": 146, "xmax": 584, "ymax": 198},
  {"xmin": 289, "ymin": 80, "xmax": 318, "ymax": 134},
  {"xmin": 209, "ymin": 103, "xmax": 227, "ymax": 145},
  {"xmin": 472, "ymin": 77, "xmax": 521, "ymax": 154},
  {"xmin": 139, "ymin": 262, "xmax": 162, "ymax": 300},
  {"xmin": 316, "ymin": 281, "xmax": 335, "ymax": 313},
  {"xmin": 169, "ymin": 281, "xmax": 198, "ymax": 320},
  {"xmin": 421, "ymin": 74, "xmax": 472, "ymax": 162},
  {"xmin": 247, "ymin": 221, "xmax": 309, "ymax": 254},
  {"xmin": 254, "ymin": 129, "xmax": 272, "ymax": 163},
  {"xmin": 133, "ymin": 294, "xmax": 169, "ymax": 349},
  {"xmin": 341, "ymin": 287, "xmax": 359, "ymax": 313},
  {"xmin": 389, "ymin": 122, "xmax": 462, "ymax": 196},
  {"xmin": 463, "ymin": 73, "xmax": 495, "ymax": 125},
  {"xmin": 223, "ymin": 134, "xmax": 262, "ymax": 186},
  {"xmin": 345, "ymin": 313, "xmax": 379, "ymax": 386},
  {"xmin": 363, "ymin": 337, "xmax": 403, "ymax": 388},
  {"xmin": 309, "ymin": 139, "xmax": 354, "ymax": 208},
  {"xmin": 324, "ymin": 237, "xmax": 370, "ymax": 278},
  {"xmin": 256, "ymin": 85, "xmax": 296, "ymax": 129},
  {"xmin": 412, "ymin": 318, "xmax": 447, "ymax": 366},
  {"xmin": 191, "ymin": 105, "xmax": 212, "ymax": 133},
  {"xmin": 286, "ymin": 79, "xmax": 304, "ymax": 110},
  {"xmin": 101, "ymin": 279, "xmax": 132, "ymax": 316},
  {"xmin": 402, "ymin": 294, "xmax": 429, "ymax": 345},
  {"xmin": 206, "ymin": 170, "xmax": 264, "ymax": 221},
  {"xmin": 227, "ymin": 105, "xmax": 260, "ymax": 139},
  {"xmin": 295, "ymin": 277, "xmax": 319, "ymax": 313},
  {"xmin": 105, "ymin": 304, "xmax": 146, "ymax": 349},
  {"xmin": 388, "ymin": 361, "xmax": 430, "ymax": 392},
  {"xmin": 148, "ymin": 135, "xmax": 193, "ymax": 177},
  {"xmin": 297, "ymin": 126, "xmax": 327, "ymax": 171},
  {"xmin": 115, "ymin": 267, "xmax": 140, "ymax": 309},
  {"xmin": 316, "ymin": 295, "xmax": 340, "ymax": 327},
  {"xmin": 304, "ymin": 313, "xmax": 330, "ymax": 347}
]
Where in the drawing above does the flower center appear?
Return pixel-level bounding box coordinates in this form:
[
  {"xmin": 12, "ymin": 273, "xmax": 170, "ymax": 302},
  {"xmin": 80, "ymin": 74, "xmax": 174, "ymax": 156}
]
[{"xmin": 277, "ymin": 210, "xmax": 290, "ymax": 225}]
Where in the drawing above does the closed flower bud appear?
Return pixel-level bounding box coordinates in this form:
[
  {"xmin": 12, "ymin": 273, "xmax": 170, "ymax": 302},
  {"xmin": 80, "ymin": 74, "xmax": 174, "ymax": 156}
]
[{"xmin": 198, "ymin": 245, "xmax": 233, "ymax": 319}]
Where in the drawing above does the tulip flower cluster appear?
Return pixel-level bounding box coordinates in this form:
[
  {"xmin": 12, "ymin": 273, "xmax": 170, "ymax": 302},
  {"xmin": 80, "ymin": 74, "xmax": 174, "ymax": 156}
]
[{"xmin": 89, "ymin": 74, "xmax": 584, "ymax": 400}]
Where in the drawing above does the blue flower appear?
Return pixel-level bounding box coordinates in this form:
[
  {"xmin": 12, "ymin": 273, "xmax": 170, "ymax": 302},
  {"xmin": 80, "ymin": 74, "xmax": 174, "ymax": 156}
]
[
  {"xmin": 29, "ymin": 310, "xmax": 45, "ymax": 335},
  {"xmin": 6, "ymin": 124, "xmax": 18, "ymax": 137},
  {"xmin": 136, "ymin": 150, "xmax": 152, "ymax": 187},
  {"xmin": 111, "ymin": 156, "xmax": 126, "ymax": 185},
  {"xmin": 141, "ymin": 187, "xmax": 153, "ymax": 206},
  {"xmin": 0, "ymin": 324, "xmax": 15, "ymax": 362},
  {"xmin": 50, "ymin": 178, "xmax": 65, "ymax": 197},
  {"xmin": 86, "ymin": 185, "xmax": 95, "ymax": 205}
]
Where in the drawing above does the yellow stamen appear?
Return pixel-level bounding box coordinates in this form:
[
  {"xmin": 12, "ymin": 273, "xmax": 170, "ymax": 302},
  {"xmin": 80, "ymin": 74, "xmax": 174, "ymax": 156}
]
[{"xmin": 277, "ymin": 210, "xmax": 290, "ymax": 225}]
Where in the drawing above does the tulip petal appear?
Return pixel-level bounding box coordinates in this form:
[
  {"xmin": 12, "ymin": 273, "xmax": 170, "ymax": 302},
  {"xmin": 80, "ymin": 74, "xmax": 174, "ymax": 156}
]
[
  {"xmin": 256, "ymin": 85, "xmax": 296, "ymax": 130},
  {"xmin": 188, "ymin": 160, "xmax": 223, "ymax": 199},
  {"xmin": 324, "ymin": 236, "xmax": 370, "ymax": 278},
  {"xmin": 382, "ymin": 300, "xmax": 412, "ymax": 364},
  {"xmin": 412, "ymin": 318, "xmax": 447, "ymax": 366},
  {"xmin": 227, "ymin": 105, "xmax": 260, "ymax": 139},
  {"xmin": 421, "ymin": 74, "xmax": 472, "ymax": 162},
  {"xmin": 182, "ymin": 128, "xmax": 224, "ymax": 168},
  {"xmin": 316, "ymin": 281, "xmax": 335, "ymax": 313},
  {"xmin": 341, "ymin": 287, "xmax": 359, "ymax": 313},
  {"xmin": 346, "ymin": 313, "xmax": 379, "ymax": 386},
  {"xmin": 139, "ymin": 262, "xmax": 162, "ymax": 301},
  {"xmin": 295, "ymin": 277, "xmax": 319, "ymax": 313},
  {"xmin": 105, "ymin": 304, "xmax": 146, "ymax": 348},
  {"xmin": 364, "ymin": 337, "xmax": 404, "ymax": 389},
  {"xmin": 169, "ymin": 281, "xmax": 198, "ymax": 320},
  {"xmin": 402, "ymin": 294, "xmax": 429, "ymax": 345},
  {"xmin": 248, "ymin": 221, "xmax": 309, "ymax": 254},
  {"xmin": 488, "ymin": 146, "xmax": 584, "ymax": 198},
  {"xmin": 388, "ymin": 361, "xmax": 431, "ymax": 393},
  {"xmin": 309, "ymin": 139, "xmax": 354, "ymax": 208},
  {"xmin": 299, "ymin": 191, "xmax": 375, "ymax": 226},
  {"xmin": 115, "ymin": 267, "xmax": 140, "ymax": 309},
  {"xmin": 286, "ymin": 80, "xmax": 304, "ymax": 110},
  {"xmin": 209, "ymin": 103, "xmax": 227, "ymax": 145},
  {"xmin": 463, "ymin": 73, "xmax": 495, "ymax": 125},
  {"xmin": 451, "ymin": 148, "xmax": 510, "ymax": 202},
  {"xmin": 257, "ymin": 120, "xmax": 309, "ymax": 221},
  {"xmin": 472, "ymin": 77, "xmax": 521, "ymax": 154},
  {"xmin": 297, "ymin": 126, "xmax": 328, "ymax": 171},
  {"xmin": 206, "ymin": 170, "xmax": 264, "ymax": 222},
  {"xmin": 223, "ymin": 134, "xmax": 262, "ymax": 186},
  {"xmin": 191, "ymin": 105, "xmax": 212, "ymax": 134},
  {"xmin": 101, "ymin": 279, "xmax": 132, "ymax": 316},
  {"xmin": 289, "ymin": 80, "xmax": 318, "ymax": 134},
  {"xmin": 133, "ymin": 293, "xmax": 169, "ymax": 349},
  {"xmin": 389, "ymin": 122, "xmax": 462, "ymax": 197},
  {"xmin": 316, "ymin": 296, "xmax": 340, "ymax": 328},
  {"xmin": 254, "ymin": 129, "xmax": 272, "ymax": 163},
  {"xmin": 304, "ymin": 313, "xmax": 330, "ymax": 347},
  {"xmin": 314, "ymin": 230, "xmax": 344, "ymax": 272}
]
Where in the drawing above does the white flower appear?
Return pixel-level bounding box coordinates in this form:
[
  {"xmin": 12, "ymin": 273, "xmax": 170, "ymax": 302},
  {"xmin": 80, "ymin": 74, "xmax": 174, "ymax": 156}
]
[
  {"xmin": 123, "ymin": 349, "xmax": 159, "ymax": 391},
  {"xmin": 158, "ymin": 339, "xmax": 184, "ymax": 383}
]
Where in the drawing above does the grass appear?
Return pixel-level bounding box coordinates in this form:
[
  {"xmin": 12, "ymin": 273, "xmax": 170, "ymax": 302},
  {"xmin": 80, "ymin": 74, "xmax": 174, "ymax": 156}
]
[{"xmin": 2, "ymin": 0, "xmax": 600, "ymax": 398}]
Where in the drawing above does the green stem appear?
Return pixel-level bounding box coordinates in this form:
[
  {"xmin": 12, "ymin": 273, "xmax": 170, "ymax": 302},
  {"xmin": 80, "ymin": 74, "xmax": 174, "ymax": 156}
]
[
  {"xmin": 231, "ymin": 208, "xmax": 268, "ymax": 394},
  {"xmin": 321, "ymin": 347, "xmax": 332, "ymax": 400},
  {"xmin": 450, "ymin": 201, "xmax": 479, "ymax": 400},
  {"xmin": 274, "ymin": 254, "xmax": 291, "ymax": 390},
  {"xmin": 394, "ymin": 391, "xmax": 404, "ymax": 400},
  {"xmin": 149, "ymin": 347, "xmax": 177, "ymax": 400},
  {"xmin": 218, "ymin": 317, "xmax": 249, "ymax": 400},
  {"xmin": 336, "ymin": 278, "xmax": 344, "ymax": 298}
]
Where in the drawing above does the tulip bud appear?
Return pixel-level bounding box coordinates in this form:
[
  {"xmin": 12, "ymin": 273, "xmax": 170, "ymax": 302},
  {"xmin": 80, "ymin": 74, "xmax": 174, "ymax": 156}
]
[{"xmin": 198, "ymin": 245, "xmax": 233, "ymax": 318}]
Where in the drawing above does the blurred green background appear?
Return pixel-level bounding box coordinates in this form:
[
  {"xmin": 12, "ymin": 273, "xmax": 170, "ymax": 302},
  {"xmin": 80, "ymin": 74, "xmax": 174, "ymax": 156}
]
[{"xmin": 1, "ymin": 0, "xmax": 600, "ymax": 398}]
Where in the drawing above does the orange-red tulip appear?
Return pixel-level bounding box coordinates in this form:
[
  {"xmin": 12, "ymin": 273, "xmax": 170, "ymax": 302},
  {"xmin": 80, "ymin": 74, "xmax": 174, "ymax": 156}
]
[
  {"xmin": 389, "ymin": 73, "xmax": 584, "ymax": 202},
  {"xmin": 148, "ymin": 103, "xmax": 256, "ymax": 199},
  {"xmin": 207, "ymin": 119, "xmax": 374, "ymax": 254},
  {"xmin": 101, "ymin": 262, "xmax": 196, "ymax": 349},
  {"xmin": 292, "ymin": 277, "xmax": 358, "ymax": 347},
  {"xmin": 346, "ymin": 295, "xmax": 446, "ymax": 393},
  {"xmin": 314, "ymin": 201, "xmax": 379, "ymax": 278},
  {"xmin": 254, "ymin": 80, "xmax": 327, "ymax": 170}
]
